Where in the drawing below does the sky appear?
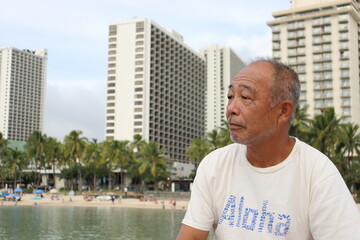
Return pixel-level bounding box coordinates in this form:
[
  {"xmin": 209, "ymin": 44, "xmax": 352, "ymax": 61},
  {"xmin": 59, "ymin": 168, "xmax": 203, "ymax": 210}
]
[{"xmin": 0, "ymin": 0, "xmax": 291, "ymax": 142}]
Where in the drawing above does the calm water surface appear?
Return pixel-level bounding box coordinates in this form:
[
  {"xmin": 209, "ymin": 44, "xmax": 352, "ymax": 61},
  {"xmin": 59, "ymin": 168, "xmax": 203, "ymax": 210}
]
[{"xmin": 0, "ymin": 206, "xmax": 186, "ymax": 240}]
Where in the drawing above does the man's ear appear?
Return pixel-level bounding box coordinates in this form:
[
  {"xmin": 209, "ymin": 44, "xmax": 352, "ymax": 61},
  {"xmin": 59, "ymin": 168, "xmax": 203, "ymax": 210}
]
[{"xmin": 278, "ymin": 100, "xmax": 294, "ymax": 122}]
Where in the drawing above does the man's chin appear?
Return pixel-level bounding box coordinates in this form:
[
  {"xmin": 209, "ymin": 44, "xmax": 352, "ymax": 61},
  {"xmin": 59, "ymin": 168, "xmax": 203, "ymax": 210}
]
[{"xmin": 230, "ymin": 135, "xmax": 245, "ymax": 144}]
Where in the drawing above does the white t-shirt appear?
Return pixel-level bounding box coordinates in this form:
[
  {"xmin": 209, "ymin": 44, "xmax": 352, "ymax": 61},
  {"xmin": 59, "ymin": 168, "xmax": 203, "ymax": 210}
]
[{"xmin": 182, "ymin": 138, "xmax": 360, "ymax": 239}]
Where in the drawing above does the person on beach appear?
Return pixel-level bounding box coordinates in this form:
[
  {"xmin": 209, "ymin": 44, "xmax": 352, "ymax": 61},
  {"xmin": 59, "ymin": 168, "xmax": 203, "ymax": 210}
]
[{"xmin": 177, "ymin": 58, "xmax": 360, "ymax": 239}]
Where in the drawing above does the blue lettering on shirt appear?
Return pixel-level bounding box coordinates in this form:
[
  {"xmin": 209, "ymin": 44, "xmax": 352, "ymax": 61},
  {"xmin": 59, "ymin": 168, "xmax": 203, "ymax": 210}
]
[
  {"xmin": 242, "ymin": 207, "xmax": 259, "ymax": 231},
  {"xmin": 218, "ymin": 195, "xmax": 236, "ymax": 226},
  {"xmin": 218, "ymin": 195, "xmax": 291, "ymax": 237},
  {"xmin": 258, "ymin": 200, "xmax": 275, "ymax": 233}
]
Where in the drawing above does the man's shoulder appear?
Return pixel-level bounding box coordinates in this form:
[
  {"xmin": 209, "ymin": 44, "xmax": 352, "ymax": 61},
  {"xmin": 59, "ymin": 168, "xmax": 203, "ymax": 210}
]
[
  {"xmin": 295, "ymin": 138, "xmax": 339, "ymax": 176},
  {"xmin": 295, "ymin": 138, "xmax": 329, "ymax": 159},
  {"xmin": 200, "ymin": 143, "xmax": 245, "ymax": 166}
]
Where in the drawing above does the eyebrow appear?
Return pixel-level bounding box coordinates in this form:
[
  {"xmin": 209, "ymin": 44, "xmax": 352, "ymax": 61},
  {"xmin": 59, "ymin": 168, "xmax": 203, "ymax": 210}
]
[{"xmin": 228, "ymin": 84, "xmax": 256, "ymax": 94}]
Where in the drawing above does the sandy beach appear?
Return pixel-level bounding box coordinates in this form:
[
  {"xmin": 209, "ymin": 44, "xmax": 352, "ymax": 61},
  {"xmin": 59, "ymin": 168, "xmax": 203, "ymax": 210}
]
[
  {"xmin": 2, "ymin": 193, "xmax": 360, "ymax": 212},
  {"xmin": 0, "ymin": 192, "xmax": 188, "ymax": 211}
]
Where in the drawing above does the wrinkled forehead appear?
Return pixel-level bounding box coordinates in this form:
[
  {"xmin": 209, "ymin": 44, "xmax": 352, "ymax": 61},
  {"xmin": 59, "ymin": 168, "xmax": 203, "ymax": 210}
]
[
  {"xmin": 231, "ymin": 62, "xmax": 274, "ymax": 87},
  {"xmin": 228, "ymin": 82, "xmax": 256, "ymax": 95}
]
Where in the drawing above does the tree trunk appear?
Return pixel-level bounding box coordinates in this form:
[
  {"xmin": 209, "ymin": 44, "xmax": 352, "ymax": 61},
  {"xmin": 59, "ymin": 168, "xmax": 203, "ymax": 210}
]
[
  {"xmin": 141, "ymin": 180, "xmax": 145, "ymax": 193},
  {"xmin": 52, "ymin": 159, "xmax": 56, "ymax": 188},
  {"xmin": 44, "ymin": 166, "xmax": 47, "ymax": 185},
  {"xmin": 14, "ymin": 174, "xmax": 17, "ymax": 190},
  {"xmin": 93, "ymin": 172, "xmax": 97, "ymax": 191},
  {"xmin": 120, "ymin": 171, "xmax": 124, "ymax": 191},
  {"xmin": 108, "ymin": 171, "xmax": 111, "ymax": 190},
  {"xmin": 36, "ymin": 165, "xmax": 41, "ymax": 187},
  {"xmin": 78, "ymin": 167, "xmax": 82, "ymax": 191},
  {"xmin": 1, "ymin": 167, "xmax": 4, "ymax": 188}
]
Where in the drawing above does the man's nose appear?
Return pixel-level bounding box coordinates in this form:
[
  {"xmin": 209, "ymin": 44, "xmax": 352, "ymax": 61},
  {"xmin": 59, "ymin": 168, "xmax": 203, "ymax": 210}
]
[{"xmin": 226, "ymin": 99, "xmax": 240, "ymax": 116}]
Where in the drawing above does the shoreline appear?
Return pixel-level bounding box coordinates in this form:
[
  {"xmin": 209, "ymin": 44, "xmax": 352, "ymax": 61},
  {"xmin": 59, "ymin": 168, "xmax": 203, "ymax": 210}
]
[
  {"xmin": 0, "ymin": 193, "xmax": 188, "ymax": 211},
  {"xmin": 2, "ymin": 193, "xmax": 360, "ymax": 212}
]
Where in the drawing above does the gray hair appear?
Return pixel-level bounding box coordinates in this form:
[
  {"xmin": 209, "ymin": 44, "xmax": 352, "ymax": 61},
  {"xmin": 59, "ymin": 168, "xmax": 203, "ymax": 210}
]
[{"xmin": 250, "ymin": 57, "xmax": 300, "ymax": 119}]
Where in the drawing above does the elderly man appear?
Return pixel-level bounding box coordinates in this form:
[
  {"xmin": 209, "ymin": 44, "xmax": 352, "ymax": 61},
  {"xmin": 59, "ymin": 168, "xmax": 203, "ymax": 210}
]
[{"xmin": 177, "ymin": 58, "xmax": 360, "ymax": 239}]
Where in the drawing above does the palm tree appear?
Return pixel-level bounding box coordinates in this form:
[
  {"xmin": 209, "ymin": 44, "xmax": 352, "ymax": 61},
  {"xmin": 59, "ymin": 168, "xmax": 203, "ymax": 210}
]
[
  {"xmin": 63, "ymin": 130, "xmax": 88, "ymax": 190},
  {"xmin": 339, "ymin": 123, "xmax": 360, "ymax": 164},
  {"xmin": 102, "ymin": 140, "xmax": 132, "ymax": 190},
  {"xmin": 0, "ymin": 133, "xmax": 9, "ymax": 188},
  {"xmin": 206, "ymin": 129, "xmax": 222, "ymax": 152},
  {"xmin": 0, "ymin": 132, "xmax": 7, "ymax": 155},
  {"xmin": 308, "ymin": 107, "xmax": 342, "ymax": 157},
  {"xmin": 137, "ymin": 141, "xmax": 168, "ymax": 191},
  {"xmin": 83, "ymin": 139, "xmax": 103, "ymax": 191},
  {"xmin": 6, "ymin": 148, "xmax": 27, "ymax": 188},
  {"xmin": 186, "ymin": 138, "xmax": 210, "ymax": 166},
  {"xmin": 25, "ymin": 130, "xmax": 47, "ymax": 186},
  {"xmin": 289, "ymin": 105, "xmax": 311, "ymax": 141},
  {"xmin": 336, "ymin": 123, "xmax": 360, "ymax": 192},
  {"xmin": 45, "ymin": 137, "xmax": 62, "ymax": 187},
  {"xmin": 186, "ymin": 138, "xmax": 210, "ymax": 179},
  {"xmin": 131, "ymin": 134, "xmax": 146, "ymax": 153},
  {"xmin": 218, "ymin": 121, "xmax": 232, "ymax": 147}
]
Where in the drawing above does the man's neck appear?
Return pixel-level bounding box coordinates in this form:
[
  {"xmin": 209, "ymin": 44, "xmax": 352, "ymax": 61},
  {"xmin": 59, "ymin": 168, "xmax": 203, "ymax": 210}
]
[{"xmin": 246, "ymin": 136, "xmax": 295, "ymax": 168}]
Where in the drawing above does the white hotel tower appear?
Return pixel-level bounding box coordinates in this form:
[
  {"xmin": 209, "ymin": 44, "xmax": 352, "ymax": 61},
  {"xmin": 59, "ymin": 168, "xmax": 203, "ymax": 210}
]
[
  {"xmin": 200, "ymin": 45, "xmax": 245, "ymax": 133},
  {"xmin": 105, "ymin": 18, "xmax": 206, "ymax": 167},
  {"xmin": 0, "ymin": 47, "xmax": 47, "ymax": 141},
  {"xmin": 268, "ymin": 0, "xmax": 360, "ymax": 125}
]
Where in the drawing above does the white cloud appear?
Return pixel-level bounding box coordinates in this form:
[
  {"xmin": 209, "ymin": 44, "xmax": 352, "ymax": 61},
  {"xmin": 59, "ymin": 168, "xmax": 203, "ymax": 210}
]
[
  {"xmin": 1, "ymin": 0, "xmax": 291, "ymax": 142},
  {"xmin": 227, "ymin": 31, "xmax": 273, "ymax": 62},
  {"xmin": 43, "ymin": 78, "xmax": 106, "ymax": 142}
]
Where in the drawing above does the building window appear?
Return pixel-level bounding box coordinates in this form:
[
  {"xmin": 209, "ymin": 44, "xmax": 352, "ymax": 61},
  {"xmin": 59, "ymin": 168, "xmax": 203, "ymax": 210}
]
[{"xmin": 135, "ymin": 87, "xmax": 143, "ymax": 92}]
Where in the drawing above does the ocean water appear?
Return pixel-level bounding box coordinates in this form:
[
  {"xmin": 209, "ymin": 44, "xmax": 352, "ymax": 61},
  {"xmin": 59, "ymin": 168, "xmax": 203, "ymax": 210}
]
[{"xmin": 0, "ymin": 206, "xmax": 186, "ymax": 240}]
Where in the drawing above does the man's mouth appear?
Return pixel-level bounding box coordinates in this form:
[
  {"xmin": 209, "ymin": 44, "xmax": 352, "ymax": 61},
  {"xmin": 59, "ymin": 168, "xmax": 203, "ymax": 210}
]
[{"xmin": 227, "ymin": 119, "xmax": 246, "ymax": 129}]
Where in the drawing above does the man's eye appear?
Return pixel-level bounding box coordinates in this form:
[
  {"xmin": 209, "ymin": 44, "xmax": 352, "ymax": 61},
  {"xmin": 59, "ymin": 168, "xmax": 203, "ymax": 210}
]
[
  {"xmin": 241, "ymin": 95, "xmax": 249, "ymax": 100},
  {"xmin": 227, "ymin": 95, "xmax": 233, "ymax": 100}
]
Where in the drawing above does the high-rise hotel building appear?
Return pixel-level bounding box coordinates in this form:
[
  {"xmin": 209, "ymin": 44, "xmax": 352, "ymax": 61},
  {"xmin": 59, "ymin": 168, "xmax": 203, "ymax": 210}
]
[
  {"xmin": 267, "ymin": 0, "xmax": 360, "ymax": 125},
  {"xmin": 105, "ymin": 18, "xmax": 206, "ymax": 164},
  {"xmin": 0, "ymin": 47, "xmax": 47, "ymax": 141},
  {"xmin": 200, "ymin": 45, "xmax": 245, "ymax": 132}
]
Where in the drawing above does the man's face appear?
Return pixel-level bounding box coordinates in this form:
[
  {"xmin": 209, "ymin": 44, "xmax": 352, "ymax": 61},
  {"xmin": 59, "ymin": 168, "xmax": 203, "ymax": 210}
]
[{"xmin": 226, "ymin": 62, "xmax": 280, "ymax": 146}]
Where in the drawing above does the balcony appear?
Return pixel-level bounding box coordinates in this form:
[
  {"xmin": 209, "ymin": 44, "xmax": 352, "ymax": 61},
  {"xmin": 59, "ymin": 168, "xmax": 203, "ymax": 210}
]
[
  {"xmin": 339, "ymin": 43, "xmax": 349, "ymax": 50},
  {"xmin": 341, "ymin": 79, "xmax": 350, "ymax": 87},
  {"xmin": 272, "ymin": 25, "xmax": 280, "ymax": 32},
  {"xmin": 339, "ymin": 25, "xmax": 348, "ymax": 32},
  {"xmin": 273, "ymin": 35, "xmax": 281, "ymax": 41},
  {"xmin": 339, "ymin": 33, "xmax": 348, "ymax": 41},
  {"xmin": 339, "ymin": 14, "xmax": 349, "ymax": 22},
  {"xmin": 288, "ymin": 32, "xmax": 297, "ymax": 39}
]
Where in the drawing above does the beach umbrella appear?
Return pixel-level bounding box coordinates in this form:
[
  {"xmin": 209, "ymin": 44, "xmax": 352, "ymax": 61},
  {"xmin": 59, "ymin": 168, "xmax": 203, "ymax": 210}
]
[
  {"xmin": 14, "ymin": 188, "xmax": 23, "ymax": 192},
  {"xmin": 34, "ymin": 190, "xmax": 44, "ymax": 194},
  {"xmin": 11, "ymin": 194, "xmax": 20, "ymax": 198},
  {"xmin": 49, "ymin": 189, "xmax": 58, "ymax": 194},
  {"xmin": 67, "ymin": 190, "xmax": 75, "ymax": 196}
]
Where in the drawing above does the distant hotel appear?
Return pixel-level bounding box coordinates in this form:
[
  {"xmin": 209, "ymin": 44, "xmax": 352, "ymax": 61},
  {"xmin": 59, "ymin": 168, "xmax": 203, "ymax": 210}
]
[
  {"xmin": 200, "ymin": 45, "xmax": 245, "ymax": 132},
  {"xmin": 0, "ymin": 47, "xmax": 47, "ymax": 141},
  {"xmin": 267, "ymin": 0, "xmax": 360, "ymax": 125},
  {"xmin": 105, "ymin": 18, "xmax": 244, "ymax": 176},
  {"xmin": 105, "ymin": 18, "xmax": 206, "ymax": 176}
]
